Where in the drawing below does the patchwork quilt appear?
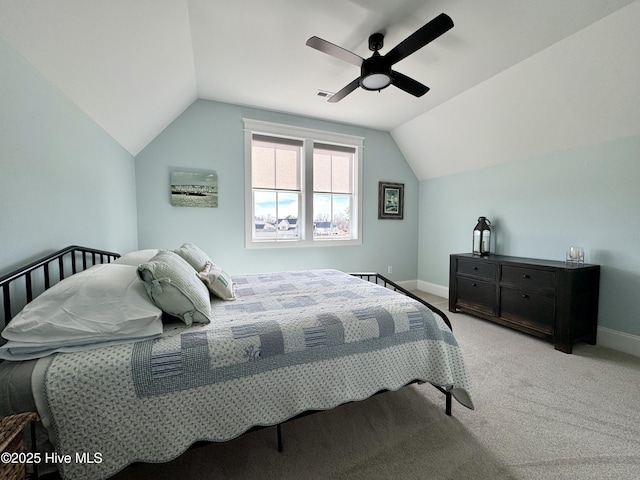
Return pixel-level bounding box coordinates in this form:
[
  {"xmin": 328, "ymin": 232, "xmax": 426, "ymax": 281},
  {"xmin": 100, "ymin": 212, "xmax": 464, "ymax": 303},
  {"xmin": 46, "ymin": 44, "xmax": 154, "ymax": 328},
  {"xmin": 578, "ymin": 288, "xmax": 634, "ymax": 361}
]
[{"xmin": 43, "ymin": 270, "xmax": 474, "ymax": 480}]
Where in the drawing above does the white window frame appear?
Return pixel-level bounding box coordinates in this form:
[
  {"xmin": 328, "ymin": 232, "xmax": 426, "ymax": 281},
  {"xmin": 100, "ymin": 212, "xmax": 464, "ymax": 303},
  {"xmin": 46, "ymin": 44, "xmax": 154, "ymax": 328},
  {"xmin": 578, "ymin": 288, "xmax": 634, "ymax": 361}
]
[{"xmin": 244, "ymin": 119, "xmax": 364, "ymax": 248}]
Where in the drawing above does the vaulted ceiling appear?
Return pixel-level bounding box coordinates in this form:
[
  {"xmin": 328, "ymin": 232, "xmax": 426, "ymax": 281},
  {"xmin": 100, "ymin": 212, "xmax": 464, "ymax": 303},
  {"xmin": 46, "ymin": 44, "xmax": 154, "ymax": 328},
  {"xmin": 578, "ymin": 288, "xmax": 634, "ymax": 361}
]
[{"xmin": 2, "ymin": 0, "xmax": 639, "ymax": 179}]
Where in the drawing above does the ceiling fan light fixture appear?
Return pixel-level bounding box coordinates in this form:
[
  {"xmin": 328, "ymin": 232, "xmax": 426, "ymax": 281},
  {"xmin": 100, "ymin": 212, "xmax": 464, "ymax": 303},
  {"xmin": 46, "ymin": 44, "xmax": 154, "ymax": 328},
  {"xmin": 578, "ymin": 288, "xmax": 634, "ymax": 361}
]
[
  {"xmin": 360, "ymin": 54, "xmax": 392, "ymax": 91},
  {"xmin": 361, "ymin": 73, "xmax": 391, "ymax": 90}
]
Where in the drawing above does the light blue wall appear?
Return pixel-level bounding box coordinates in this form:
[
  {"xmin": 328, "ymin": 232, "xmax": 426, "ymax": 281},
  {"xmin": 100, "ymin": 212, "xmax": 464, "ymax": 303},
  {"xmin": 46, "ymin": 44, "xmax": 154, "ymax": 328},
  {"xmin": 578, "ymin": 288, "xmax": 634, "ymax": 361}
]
[
  {"xmin": 135, "ymin": 99, "xmax": 419, "ymax": 280},
  {"xmin": 0, "ymin": 37, "xmax": 138, "ymax": 275},
  {"xmin": 418, "ymin": 135, "xmax": 640, "ymax": 337}
]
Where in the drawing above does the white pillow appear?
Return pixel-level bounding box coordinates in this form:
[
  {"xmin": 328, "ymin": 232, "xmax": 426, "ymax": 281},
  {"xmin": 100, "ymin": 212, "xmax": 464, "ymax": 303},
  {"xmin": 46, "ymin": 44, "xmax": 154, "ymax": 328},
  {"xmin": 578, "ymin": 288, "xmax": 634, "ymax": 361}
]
[
  {"xmin": 172, "ymin": 243, "xmax": 212, "ymax": 272},
  {"xmin": 0, "ymin": 264, "xmax": 163, "ymax": 359},
  {"xmin": 197, "ymin": 262, "xmax": 236, "ymax": 301},
  {"xmin": 113, "ymin": 249, "xmax": 159, "ymax": 266},
  {"xmin": 0, "ymin": 325, "xmax": 162, "ymax": 361},
  {"xmin": 137, "ymin": 250, "xmax": 212, "ymax": 326}
]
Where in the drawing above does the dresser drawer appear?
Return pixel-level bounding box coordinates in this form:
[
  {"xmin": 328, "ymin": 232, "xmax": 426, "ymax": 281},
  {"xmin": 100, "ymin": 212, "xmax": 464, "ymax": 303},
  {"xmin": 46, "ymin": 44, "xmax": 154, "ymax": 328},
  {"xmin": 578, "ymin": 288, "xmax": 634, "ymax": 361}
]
[
  {"xmin": 450, "ymin": 253, "xmax": 600, "ymax": 353},
  {"xmin": 457, "ymin": 259, "xmax": 497, "ymax": 280},
  {"xmin": 501, "ymin": 265, "xmax": 556, "ymax": 292},
  {"xmin": 500, "ymin": 287, "xmax": 555, "ymax": 334},
  {"xmin": 456, "ymin": 278, "xmax": 497, "ymax": 315}
]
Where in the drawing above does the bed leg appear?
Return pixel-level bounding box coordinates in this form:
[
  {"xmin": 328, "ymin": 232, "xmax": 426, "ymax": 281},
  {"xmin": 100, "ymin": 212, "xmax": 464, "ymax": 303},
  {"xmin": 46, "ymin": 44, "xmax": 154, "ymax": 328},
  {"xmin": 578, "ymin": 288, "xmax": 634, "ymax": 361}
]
[
  {"xmin": 276, "ymin": 423, "xmax": 283, "ymax": 452},
  {"xmin": 432, "ymin": 384, "xmax": 453, "ymax": 416}
]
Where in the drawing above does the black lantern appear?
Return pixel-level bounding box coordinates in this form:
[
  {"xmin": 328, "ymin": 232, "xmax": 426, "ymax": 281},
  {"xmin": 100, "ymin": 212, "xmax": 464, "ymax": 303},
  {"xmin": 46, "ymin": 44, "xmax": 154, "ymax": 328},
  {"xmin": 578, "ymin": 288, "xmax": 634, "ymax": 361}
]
[{"xmin": 473, "ymin": 217, "xmax": 492, "ymax": 256}]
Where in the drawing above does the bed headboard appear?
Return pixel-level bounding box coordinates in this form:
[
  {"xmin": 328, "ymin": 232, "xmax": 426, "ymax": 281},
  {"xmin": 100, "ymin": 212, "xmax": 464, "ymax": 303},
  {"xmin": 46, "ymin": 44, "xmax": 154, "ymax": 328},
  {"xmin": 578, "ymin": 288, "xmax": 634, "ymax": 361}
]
[{"xmin": 0, "ymin": 246, "xmax": 120, "ymax": 329}]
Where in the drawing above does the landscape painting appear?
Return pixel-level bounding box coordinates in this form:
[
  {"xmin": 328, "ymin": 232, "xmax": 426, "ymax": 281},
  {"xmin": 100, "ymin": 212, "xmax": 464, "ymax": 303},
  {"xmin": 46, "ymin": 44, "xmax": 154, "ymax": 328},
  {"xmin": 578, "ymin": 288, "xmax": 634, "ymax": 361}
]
[{"xmin": 171, "ymin": 170, "xmax": 218, "ymax": 208}]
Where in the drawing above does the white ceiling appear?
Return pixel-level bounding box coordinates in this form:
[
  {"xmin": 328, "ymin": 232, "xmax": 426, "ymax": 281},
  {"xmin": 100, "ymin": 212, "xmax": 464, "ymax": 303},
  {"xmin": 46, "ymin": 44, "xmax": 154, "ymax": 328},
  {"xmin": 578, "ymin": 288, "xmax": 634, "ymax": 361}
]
[{"xmin": 2, "ymin": 0, "xmax": 639, "ymax": 179}]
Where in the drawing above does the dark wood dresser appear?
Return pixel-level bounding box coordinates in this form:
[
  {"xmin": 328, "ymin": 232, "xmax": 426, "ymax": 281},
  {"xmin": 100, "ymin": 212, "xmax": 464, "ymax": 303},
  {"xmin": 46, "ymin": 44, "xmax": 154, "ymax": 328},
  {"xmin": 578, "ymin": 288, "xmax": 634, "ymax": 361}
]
[{"xmin": 449, "ymin": 253, "xmax": 600, "ymax": 353}]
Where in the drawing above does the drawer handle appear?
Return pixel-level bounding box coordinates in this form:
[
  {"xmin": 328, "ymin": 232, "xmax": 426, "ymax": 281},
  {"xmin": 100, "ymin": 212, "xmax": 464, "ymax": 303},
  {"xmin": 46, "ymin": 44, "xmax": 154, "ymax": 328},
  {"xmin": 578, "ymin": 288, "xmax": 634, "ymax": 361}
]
[
  {"xmin": 473, "ymin": 267, "xmax": 478, "ymax": 270},
  {"xmin": 472, "ymin": 283, "xmax": 477, "ymax": 287},
  {"xmin": 523, "ymin": 274, "xmax": 530, "ymax": 279},
  {"xmin": 522, "ymin": 294, "xmax": 529, "ymax": 299}
]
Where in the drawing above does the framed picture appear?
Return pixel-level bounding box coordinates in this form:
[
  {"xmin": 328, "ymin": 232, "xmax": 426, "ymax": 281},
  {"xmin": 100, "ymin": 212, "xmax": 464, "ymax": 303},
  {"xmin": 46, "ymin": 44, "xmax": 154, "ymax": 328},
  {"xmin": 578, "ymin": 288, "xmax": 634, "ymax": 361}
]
[
  {"xmin": 378, "ymin": 181, "xmax": 404, "ymax": 220},
  {"xmin": 171, "ymin": 170, "xmax": 218, "ymax": 208}
]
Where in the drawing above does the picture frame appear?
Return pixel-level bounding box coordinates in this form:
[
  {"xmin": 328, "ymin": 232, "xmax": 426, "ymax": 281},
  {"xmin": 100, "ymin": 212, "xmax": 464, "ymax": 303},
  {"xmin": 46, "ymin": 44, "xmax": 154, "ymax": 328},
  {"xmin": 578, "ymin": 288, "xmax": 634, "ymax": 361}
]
[
  {"xmin": 378, "ymin": 181, "xmax": 404, "ymax": 220},
  {"xmin": 171, "ymin": 170, "xmax": 218, "ymax": 208}
]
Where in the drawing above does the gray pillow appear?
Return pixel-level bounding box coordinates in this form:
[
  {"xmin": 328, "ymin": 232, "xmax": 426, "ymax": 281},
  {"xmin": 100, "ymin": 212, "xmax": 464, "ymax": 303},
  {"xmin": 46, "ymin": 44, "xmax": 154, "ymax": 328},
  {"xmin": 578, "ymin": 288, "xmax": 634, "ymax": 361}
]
[
  {"xmin": 173, "ymin": 243, "xmax": 212, "ymax": 272},
  {"xmin": 137, "ymin": 250, "xmax": 212, "ymax": 325}
]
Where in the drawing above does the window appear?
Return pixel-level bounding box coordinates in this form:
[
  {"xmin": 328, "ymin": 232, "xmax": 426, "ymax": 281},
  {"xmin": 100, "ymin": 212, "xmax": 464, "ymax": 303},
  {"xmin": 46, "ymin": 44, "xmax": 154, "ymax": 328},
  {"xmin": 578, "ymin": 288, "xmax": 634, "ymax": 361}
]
[
  {"xmin": 313, "ymin": 143, "xmax": 355, "ymax": 239},
  {"xmin": 251, "ymin": 135, "xmax": 302, "ymax": 241},
  {"xmin": 244, "ymin": 119, "xmax": 363, "ymax": 248}
]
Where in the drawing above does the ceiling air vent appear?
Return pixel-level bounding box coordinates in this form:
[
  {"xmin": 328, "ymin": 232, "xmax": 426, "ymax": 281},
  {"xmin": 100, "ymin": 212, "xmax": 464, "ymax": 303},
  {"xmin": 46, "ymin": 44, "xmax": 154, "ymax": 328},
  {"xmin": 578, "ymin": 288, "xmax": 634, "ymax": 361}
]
[{"xmin": 316, "ymin": 90, "xmax": 334, "ymax": 99}]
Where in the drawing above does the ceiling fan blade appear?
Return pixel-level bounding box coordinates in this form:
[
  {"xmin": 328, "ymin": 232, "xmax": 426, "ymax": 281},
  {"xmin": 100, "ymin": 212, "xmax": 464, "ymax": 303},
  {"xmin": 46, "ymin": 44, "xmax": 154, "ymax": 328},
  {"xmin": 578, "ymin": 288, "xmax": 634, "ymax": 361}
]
[
  {"xmin": 328, "ymin": 78, "xmax": 361, "ymax": 103},
  {"xmin": 391, "ymin": 71, "xmax": 430, "ymax": 97},
  {"xmin": 385, "ymin": 13, "xmax": 454, "ymax": 66},
  {"xmin": 306, "ymin": 36, "xmax": 363, "ymax": 67}
]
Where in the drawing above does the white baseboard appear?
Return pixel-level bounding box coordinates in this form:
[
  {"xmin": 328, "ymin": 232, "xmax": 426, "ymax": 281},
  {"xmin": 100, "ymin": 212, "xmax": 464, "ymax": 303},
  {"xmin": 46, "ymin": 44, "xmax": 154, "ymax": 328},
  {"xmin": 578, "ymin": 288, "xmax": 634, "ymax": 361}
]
[
  {"xmin": 415, "ymin": 280, "xmax": 449, "ymax": 299},
  {"xmin": 597, "ymin": 327, "xmax": 640, "ymax": 357},
  {"xmin": 395, "ymin": 279, "xmax": 418, "ymax": 292},
  {"xmin": 411, "ymin": 282, "xmax": 638, "ymax": 358}
]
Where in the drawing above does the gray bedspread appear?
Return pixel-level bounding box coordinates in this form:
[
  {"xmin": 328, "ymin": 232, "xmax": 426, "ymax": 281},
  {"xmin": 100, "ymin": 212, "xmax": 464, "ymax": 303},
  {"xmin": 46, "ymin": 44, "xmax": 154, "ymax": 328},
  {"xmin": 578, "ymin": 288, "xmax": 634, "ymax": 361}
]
[
  {"xmin": 0, "ymin": 358, "xmax": 37, "ymax": 416},
  {"xmin": 43, "ymin": 270, "xmax": 474, "ymax": 480}
]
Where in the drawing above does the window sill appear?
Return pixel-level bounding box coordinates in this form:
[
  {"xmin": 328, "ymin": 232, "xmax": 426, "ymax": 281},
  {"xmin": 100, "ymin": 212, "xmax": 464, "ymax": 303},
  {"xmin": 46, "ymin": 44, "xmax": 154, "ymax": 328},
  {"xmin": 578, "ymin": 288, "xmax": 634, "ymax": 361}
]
[{"xmin": 245, "ymin": 238, "xmax": 362, "ymax": 249}]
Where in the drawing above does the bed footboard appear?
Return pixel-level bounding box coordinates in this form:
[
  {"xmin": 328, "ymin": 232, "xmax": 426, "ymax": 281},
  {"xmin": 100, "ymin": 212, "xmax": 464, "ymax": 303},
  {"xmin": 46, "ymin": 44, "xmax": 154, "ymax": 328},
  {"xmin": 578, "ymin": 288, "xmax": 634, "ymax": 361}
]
[{"xmin": 0, "ymin": 245, "xmax": 120, "ymax": 329}]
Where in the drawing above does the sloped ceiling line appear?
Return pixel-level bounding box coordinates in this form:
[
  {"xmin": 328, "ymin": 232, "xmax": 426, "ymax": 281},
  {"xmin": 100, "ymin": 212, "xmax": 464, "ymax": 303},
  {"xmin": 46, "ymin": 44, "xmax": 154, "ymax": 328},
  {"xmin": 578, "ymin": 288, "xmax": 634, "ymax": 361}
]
[{"xmin": 1, "ymin": 0, "xmax": 638, "ymax": 174}]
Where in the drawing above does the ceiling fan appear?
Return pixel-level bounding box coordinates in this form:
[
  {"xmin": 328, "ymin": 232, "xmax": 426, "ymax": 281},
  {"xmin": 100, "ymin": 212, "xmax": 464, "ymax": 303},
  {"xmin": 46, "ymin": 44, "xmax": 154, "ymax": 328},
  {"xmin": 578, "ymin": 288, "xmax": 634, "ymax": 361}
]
[{"xmin": 306, "ymin": 13, "xmax": 454, "ymax": 103}]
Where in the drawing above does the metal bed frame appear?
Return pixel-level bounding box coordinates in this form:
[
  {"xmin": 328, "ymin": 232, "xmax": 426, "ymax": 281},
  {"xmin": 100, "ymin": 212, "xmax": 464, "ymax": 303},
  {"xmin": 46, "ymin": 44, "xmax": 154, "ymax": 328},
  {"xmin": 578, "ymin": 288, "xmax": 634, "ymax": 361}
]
[
  {"xmin": 0, "ymin": 246, "xmax": 119, "ymax": 480},
  {"xmin": 1, "ymin": 246, "xmax": 455, "ymax": 461}
]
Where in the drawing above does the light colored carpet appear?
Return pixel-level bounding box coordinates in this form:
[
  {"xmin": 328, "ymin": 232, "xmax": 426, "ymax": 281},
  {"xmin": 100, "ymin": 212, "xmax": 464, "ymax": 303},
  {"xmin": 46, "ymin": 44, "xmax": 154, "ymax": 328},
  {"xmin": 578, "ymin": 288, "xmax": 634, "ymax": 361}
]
[{"xmin": 111, "ymin": 293, "xmax": 640, "ymax": 479}]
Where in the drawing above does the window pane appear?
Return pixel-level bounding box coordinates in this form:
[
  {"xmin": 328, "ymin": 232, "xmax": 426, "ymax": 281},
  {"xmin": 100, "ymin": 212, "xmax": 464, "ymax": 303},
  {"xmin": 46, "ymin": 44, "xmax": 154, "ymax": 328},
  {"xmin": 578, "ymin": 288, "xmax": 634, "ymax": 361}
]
[
  {"xmin": 252, "ymin": 146, "xmax": 275, "ymax": 189},
  {"xmin": 276, "ymin": 192, "xmax": 299, "ymax": 238},
  {"xmin": 313, "ymin": 153, "xmax": 331, "ymax": 192},
  {"xmin": 253, "ymin": 190, "xmax": 300, "ymax": 241},
  {"xmin": 275, "ymin": 148, "xmax": 300, "ymax": 190},
  {"xmin": 313, "ymin": 193, "xmax": 333, "ymax": 236},
  {"xmin": 313, "ymin": 193, "xmax": 331, "ymax": 221},
  {"xmin": 313, "ymin": 193, "xmax": 352, "ymax": 238},
  {"xmin": 333, "ymin": 195, "xmax": 352, "ymax": 237},
  {"xmin": 313, "ymin": 146, "xmax": 353, "ymax": 194},
  {"xmin": 277, "ymin": 192, "xmax": 299, "ymax": 220},
  {"xmin": 331, "ymin": 154, "xmax": 352, "ymax": 194},
  {"xmin": 254, "ymin": 191, "xmax": 277, "ymax": 239},
  {"xmin": 252, "ymin": 136, "xmax": 301, "ymax": 191}
]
